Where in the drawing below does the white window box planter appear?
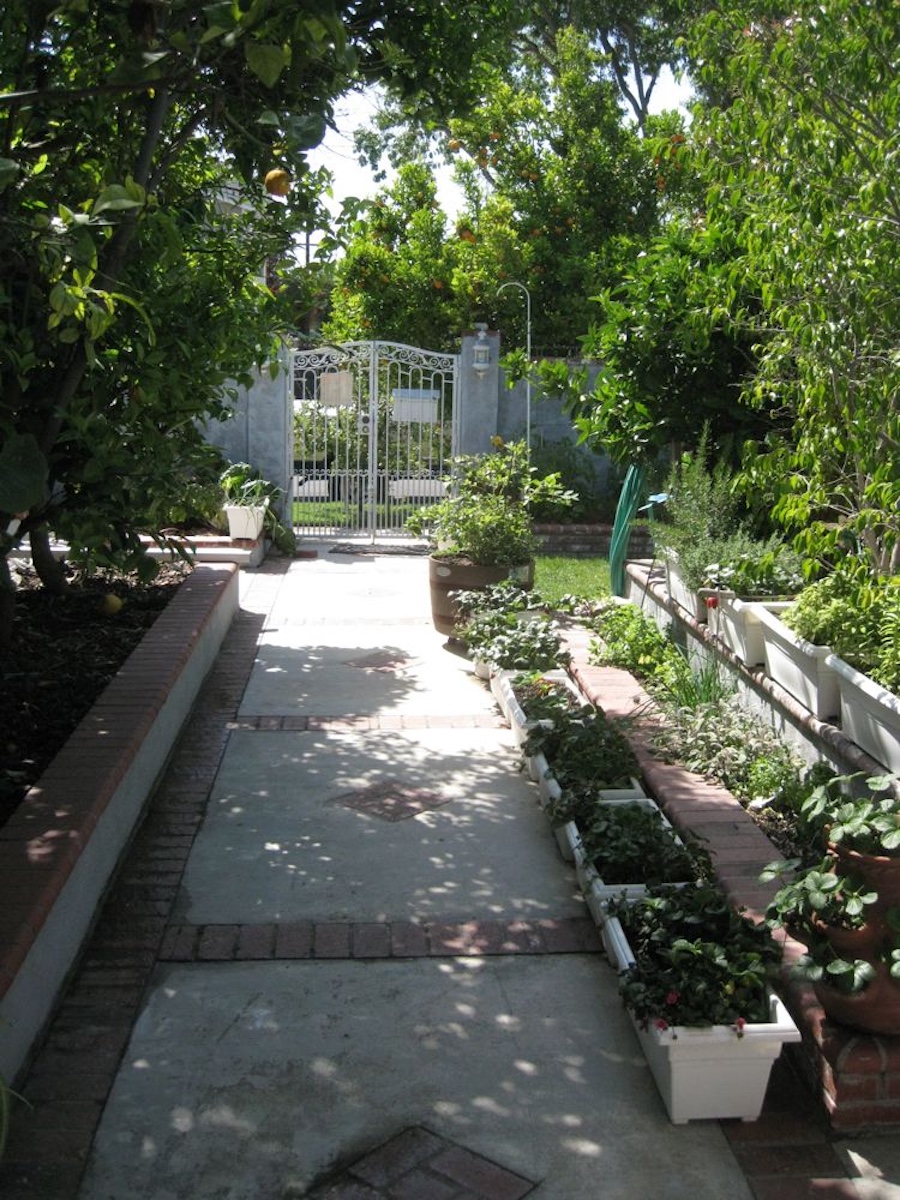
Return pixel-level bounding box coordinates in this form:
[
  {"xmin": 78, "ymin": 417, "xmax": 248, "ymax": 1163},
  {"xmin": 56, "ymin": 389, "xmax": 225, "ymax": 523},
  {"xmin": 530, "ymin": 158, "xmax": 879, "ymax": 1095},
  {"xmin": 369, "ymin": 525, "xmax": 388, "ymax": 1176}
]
[
  {"xmin": 491, "ymin": 669, "xmax": 574, "ymax": 747},
  {"xmin": 664, "ymin": 554, "xmax": 716, "ymax": 624},
  {"xmin": 825, "ymin": 653, "xmax": 900, "ymax": 773},
  {"xmin": 708, "ymin": 595, "xmax": 793, "ymax": 667},
  {"xmin": 602, "ymin": 912, "xmax": 801, "ymax": 1123},
  {"xmin": 628, "ymin": 996, "xmax": 801, "ymax": 1124},
  {"xmin": 568, "ymin": 800, "xmax": 690, "ymax": 924},
  {"xmin": 754, "ymin": 604, "xmax": 840, "ymax": 720}
]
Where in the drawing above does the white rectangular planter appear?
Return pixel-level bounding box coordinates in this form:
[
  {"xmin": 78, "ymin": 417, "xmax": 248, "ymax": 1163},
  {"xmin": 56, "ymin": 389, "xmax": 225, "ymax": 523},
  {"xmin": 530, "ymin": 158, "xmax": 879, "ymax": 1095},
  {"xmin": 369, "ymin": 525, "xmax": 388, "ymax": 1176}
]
[
  {"xmin": 755, "ymin": 604, "xmax": 840, "ymax": 720},
  {"xmin": 665, "ymin": 555, "xmax": 712, "ymax": 624},
  {"xmin": 603, "ymin": 913, "xmax": 801, "ymax": 1123},
  {"xmin": 571, "ymin": 801, "xmax": 690, "ymax": 923},
  {"xmin": 629, "ymin": 998, "xmax": 801, "ymax": 1124},
  {"xmin": 709, "ymin": 595, "xmax": 792, "ymax": 668},
  {"xmin": 826, "ymin": 653, "xmax": 900, "ymax": 773}
]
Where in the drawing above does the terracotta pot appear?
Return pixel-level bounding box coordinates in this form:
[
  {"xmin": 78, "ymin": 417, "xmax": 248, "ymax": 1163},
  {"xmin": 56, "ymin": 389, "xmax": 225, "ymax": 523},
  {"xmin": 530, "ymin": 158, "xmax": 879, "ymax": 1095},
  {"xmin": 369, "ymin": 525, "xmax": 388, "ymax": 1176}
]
[
  {"xmin": 814, "ymin": 964, "xmax": 900, "ymax": 1037},
  {"xmin": 427, "ymin": 555, "xmax": 534, "ymax": 637},
  {"xmin": 811, "ymin": 916, "xmax": 883, "ymax": 961},
  {"xmin": 829, "ymin": 844, "xmax": 900, "ymax": 918}
]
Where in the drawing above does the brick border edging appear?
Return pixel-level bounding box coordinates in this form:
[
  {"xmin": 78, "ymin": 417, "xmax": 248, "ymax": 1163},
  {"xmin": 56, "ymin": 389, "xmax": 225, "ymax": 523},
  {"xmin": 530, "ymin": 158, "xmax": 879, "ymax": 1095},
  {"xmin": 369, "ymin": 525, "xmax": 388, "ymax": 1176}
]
[
  {"xmin": 0, "ymin": 564, "xmax": 240, "ymax": 1084},
  {"xmin": 565, "ymin": 624, "xmax": 900, "ymax": 1134},
  {"xmin": 158, "ymin": 917, "xmax": 601, "ymax": 961}
]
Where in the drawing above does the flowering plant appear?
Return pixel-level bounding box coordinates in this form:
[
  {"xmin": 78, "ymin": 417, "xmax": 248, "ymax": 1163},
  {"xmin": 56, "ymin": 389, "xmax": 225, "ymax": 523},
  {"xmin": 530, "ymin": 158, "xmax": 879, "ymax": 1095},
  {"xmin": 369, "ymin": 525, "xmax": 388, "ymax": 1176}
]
[
  {"xmin": 405, "ymin": 438, "xmax": 576, "ymax": 567},
  {"xmin": 607, "ymin": 883, "xmax": 781, "ymax": 1031}
]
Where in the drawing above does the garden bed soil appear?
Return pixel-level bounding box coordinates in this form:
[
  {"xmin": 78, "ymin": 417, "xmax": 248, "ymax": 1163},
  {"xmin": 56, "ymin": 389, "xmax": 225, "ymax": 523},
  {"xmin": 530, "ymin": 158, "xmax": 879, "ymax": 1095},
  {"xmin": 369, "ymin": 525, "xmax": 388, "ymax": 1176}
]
[{"xmin": 1, "ymin": 561, "xmax": 193, "ymax": 828}]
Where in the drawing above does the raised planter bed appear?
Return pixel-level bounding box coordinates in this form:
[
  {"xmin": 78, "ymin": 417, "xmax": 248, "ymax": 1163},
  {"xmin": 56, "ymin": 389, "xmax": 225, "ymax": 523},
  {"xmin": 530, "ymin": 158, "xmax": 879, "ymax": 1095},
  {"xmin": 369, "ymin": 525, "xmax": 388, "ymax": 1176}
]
[
  {"xmin": 0, "ymin": 564, "xmax": 239, "ymax": 1083},
  {"xmin": 826, "ymin": 652, "xmax": 900, "ymax": 774}
]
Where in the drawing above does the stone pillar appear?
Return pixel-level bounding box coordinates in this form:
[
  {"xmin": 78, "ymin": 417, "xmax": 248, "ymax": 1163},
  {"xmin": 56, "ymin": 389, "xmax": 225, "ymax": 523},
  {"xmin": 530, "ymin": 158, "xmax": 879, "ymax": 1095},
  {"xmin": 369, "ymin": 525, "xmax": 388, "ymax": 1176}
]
[
  {"xmin": 203, "ymin": 349, "xmax": 293, "ymax": 520},
  {"xmin": 457, "ymin": 326, "xmax": 501, "ymax": 456}
]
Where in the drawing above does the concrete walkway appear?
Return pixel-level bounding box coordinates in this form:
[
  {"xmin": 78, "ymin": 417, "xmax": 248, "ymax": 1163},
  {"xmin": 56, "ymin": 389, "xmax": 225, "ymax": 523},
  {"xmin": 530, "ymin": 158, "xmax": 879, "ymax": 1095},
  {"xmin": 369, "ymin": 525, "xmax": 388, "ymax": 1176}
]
[{"xmin": 8, "ymin": 547, "xmax": 897, "ymax": 1199}]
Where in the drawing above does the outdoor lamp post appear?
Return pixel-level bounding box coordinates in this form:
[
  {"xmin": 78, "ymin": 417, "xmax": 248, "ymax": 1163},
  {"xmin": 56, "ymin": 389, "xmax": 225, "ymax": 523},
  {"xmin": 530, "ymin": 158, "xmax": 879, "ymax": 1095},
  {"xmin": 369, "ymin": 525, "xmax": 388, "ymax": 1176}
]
[{"xmin": 496, "ymin": 281, "xmax": 531, "ymax": 460}]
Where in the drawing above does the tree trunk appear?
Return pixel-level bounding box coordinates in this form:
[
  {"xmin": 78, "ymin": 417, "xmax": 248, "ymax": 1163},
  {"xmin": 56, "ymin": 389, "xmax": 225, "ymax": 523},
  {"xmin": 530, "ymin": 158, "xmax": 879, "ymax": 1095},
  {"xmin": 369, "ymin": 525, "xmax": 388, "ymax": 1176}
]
[
  {"xmin": 0, "ymin": 554, "xmax": 15, "ymax": 653},
  {"xmin": 29, "ymin": 524, "xmax": 69, "ymax": 595}
]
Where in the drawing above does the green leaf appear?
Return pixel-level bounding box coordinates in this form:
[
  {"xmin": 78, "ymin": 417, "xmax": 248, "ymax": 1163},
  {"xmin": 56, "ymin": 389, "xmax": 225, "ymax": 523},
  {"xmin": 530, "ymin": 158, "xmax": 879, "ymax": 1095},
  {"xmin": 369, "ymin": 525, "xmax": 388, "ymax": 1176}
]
[
  {"xmin": 245, "ymin": 43, "xmax": 288, "ymax": 89},
  {"xmin": 0, "ymin": 158, "xmax": 19, "ymax": 192},
  {"xmin": 0, "ymin": 434, "xmax": 48, "ymax": 513}
]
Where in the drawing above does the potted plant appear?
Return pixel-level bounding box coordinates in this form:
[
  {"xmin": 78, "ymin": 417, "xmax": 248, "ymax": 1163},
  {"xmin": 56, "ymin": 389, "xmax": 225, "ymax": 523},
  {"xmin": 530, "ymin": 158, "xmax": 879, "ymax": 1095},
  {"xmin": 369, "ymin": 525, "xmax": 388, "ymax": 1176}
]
[
  {"xmin": 604, "ymin": 883, "xmax": 800, "ymax": 1123},
  {"xmin": 702, "ymin": 538, "xmax": 805, "ymax": 666},
  {"xmin": 765, "ymin": 772, "xmax": 900, "ymax": 1034},
  {"xmin": 782, "ymin": 570, "xmax": 900, "ymax": 770},
  {"xmin": 523, "ymin": 702, "xmax": 640, "ymax": 806},
  {"xmin": 219, "ymin": 462, "xmax": 296, "ymax": 553},
  {"xmin": 572, "ymin": 797, "xmax": 705, "ymax": 920},
  {"xmin": 405, "ymin": 438, "xmax": 576, "ymax": 636},
  {"xmin": 219, "ymin": 462, "xmax": 270, "ymax": 540},
  {"xmin": 650, "ymin": 435, "xmax": 741, "ymax": 623}
]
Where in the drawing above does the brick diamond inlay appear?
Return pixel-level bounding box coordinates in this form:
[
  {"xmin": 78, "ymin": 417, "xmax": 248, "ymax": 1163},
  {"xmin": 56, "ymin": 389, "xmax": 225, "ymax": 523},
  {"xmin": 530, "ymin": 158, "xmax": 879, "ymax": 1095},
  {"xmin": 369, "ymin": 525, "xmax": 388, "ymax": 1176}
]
[
  {"xmin": 345, "ymin": 650, "xmax": 411, "ymax": 672},
  {"xmin": 334, "ymin": 778, "xmax": 452, "ymax": 821},
  {"xmin": 307, "ymin": 1126, "xmax": 535, "ymax": 1199}
]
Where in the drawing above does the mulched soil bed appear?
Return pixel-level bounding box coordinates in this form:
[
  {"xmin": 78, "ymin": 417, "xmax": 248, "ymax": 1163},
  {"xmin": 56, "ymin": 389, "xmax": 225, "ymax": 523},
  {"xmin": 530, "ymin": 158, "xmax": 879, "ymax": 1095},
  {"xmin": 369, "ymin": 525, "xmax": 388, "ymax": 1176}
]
[{"xmin": 1, "ymin": 560, "xmax": 192, "ymax": 829}]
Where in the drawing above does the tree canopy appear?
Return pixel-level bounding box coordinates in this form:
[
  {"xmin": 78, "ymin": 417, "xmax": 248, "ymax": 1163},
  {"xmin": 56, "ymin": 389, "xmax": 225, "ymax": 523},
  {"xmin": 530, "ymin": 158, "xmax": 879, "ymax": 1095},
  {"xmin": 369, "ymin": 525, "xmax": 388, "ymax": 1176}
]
[{"xmin": 0, "ymin": 0, "xmax": 516, "ymax": 629}]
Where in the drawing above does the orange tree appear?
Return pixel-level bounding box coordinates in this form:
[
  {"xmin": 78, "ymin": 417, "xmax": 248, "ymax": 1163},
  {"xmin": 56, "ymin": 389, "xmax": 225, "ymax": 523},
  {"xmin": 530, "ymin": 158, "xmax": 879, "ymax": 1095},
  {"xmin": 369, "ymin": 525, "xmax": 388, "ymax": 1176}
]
[{"xmin": 0, "ymin": 0, "xmax": 515, "ymax": 637}]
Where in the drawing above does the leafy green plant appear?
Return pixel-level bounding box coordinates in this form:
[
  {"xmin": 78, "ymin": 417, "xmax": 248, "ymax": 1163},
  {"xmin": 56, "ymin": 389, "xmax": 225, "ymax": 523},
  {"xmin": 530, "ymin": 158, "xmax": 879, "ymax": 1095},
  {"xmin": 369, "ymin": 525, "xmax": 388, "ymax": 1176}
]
[
  {"xmin": 464, "ymin": 612, "xmax": 570, "ymax": 673},
  {"xmin": 405, "ymin": 439, "xmax": 576, "ymax": 567},
  {"xmin": 764, "ymin": 857, "xmax": 878, "ymax": 933},
  {"xmin": 510, "ymin": 672, "xmax": 580, "ymax": 723},
  {"xmin": 579, "ymin": 802, "xmax": 707, "ymax": 887},
  {"xmin": 523, "ymin": 702, "xmax": 638, "ymax": 791},
  {"xmin": 800, "ymin": 772, "xmax": 900, "ymax": 857},
  {"xmin": 589, "ymin": 599, "xmax": 682, "ymax": 689},
  {"xmin": 608, "ymin": 883, "xmax": 781, "ymax": 1029},
  {"xmin": 651, "ymin": 434, "xmax": 743, "ymax": 591},
  {"xmin": 702, "ymin": 535, "xmax": 805, "ymax": 598},
  {"xmin": 219, "ymin": 463, "xmax": 296, "ymax": 555},
  {"xmin": 784, "ymin": 571, "xmax": 900, "ymax": 691}
]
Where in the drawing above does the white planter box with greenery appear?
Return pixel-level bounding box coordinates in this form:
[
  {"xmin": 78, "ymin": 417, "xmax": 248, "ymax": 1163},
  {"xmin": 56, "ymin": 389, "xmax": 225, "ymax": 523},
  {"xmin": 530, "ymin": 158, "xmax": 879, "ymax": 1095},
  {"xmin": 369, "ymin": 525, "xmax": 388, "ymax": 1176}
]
[
  {"xmin": 825, "ymin": 653, "xmax": 900, "ymax": 773},
  {"xmin": 708, "ymin": 595, "xmax": 793, "ymax": 668},
  {"xmin": 755, "ymin": 603, "xmax": 840, "ymax": 719},
  {"xmin": 628, "ymin": 997, "xmax": 800, "ymax": 1124},
  {"xmin": 603, "ymin": 909, "xmax": 801, "ymax": 1124},
  {"xmin": 569, "ymin": 798, "xmax": 691, "ymax": 924},
  {"xmin": 664, "ymin": 553, "xmax": 714, "ymax": 624},
  {"xmin": 223, "ymin": 503, "xmax": 266, "ymax": 541}
]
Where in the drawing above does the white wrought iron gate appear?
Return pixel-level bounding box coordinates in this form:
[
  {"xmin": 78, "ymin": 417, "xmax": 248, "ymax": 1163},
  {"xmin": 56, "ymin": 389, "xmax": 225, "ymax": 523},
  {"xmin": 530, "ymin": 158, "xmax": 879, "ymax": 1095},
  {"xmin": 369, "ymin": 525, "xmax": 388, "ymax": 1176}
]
[{"xmin": 291, "ymin": 340, "xmax": 459, "ymax": 538}]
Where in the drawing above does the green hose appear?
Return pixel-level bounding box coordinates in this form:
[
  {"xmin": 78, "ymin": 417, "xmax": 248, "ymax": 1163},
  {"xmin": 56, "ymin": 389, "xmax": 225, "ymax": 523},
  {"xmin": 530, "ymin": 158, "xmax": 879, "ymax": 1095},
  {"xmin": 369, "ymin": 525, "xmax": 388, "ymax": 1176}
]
[{"xmin": 609, "ymin": 465, "xmax": 646, "ymax": 597}]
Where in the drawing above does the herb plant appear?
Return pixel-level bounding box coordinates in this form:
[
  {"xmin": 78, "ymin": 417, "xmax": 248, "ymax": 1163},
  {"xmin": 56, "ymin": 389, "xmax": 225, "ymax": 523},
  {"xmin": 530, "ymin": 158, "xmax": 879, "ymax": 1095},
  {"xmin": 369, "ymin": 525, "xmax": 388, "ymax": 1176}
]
[{"xmin": 608, "ymin": 883, "xmax": 780, "ymax": 1029}]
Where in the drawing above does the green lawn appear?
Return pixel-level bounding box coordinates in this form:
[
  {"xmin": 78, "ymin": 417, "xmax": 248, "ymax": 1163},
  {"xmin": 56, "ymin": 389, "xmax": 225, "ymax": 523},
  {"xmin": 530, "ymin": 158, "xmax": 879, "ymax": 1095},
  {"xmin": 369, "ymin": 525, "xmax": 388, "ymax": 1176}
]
[{"xmin": 534, "ymin": 555, "xmax": 611, "ymax": 606}]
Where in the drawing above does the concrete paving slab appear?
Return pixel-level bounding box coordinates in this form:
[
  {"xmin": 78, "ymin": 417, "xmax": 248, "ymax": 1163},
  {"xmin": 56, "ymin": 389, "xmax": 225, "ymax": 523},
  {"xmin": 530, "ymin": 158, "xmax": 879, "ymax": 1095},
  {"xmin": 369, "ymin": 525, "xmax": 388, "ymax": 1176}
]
[
  {"xmin": 77, "ymin": 957, "xmax": 753, "ymax": 1200},
  {"xmin": 176, "ymin": 728, "xmax": 582, "ymax": 925},
  {"xmin": 239, "ymin": 626, "xmax": 491, "ymax": 718}
]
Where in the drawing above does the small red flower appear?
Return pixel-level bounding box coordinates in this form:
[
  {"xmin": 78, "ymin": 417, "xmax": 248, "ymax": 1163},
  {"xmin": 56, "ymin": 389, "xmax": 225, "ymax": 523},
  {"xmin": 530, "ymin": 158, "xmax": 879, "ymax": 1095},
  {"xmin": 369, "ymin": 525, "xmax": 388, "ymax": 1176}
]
[
  {"xmin": 665, "ymin": 990, "xmax": 680, "ymax": 1006},
  {"xmin": 654, "ymin": 1018, "xmax": 669, "ymax": 1031},
  {"xmin": 705, "ymin": 594, "xmax": 719, "ymax": 609},
  {"xmin": 734, "ymin": 1016, "xmax": 746, "ymax": 1038}
]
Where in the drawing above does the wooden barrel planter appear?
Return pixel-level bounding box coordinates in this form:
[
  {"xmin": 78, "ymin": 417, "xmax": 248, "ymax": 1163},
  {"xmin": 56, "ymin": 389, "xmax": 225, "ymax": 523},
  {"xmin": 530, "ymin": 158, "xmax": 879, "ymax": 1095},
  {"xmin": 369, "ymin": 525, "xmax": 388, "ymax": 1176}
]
[{"xmin": 428, "ymin": 556, "xmax": 535, "ymax": 637}]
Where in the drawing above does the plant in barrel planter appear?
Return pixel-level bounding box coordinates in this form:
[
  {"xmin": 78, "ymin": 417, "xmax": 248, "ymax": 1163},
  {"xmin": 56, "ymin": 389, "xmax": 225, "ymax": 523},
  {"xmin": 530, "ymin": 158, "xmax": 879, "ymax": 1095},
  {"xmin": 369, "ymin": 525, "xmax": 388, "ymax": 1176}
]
[
  {"xmin": 604, "ymin": 883, "xmax": 800, "ymax": 1123},
  {"xmin": 405, "ymin": 438, "xmax": 576, "ymax": 637},
  {"xmin": 765, "ymin": 771, "xmax": 900, "ymax": 1035}
]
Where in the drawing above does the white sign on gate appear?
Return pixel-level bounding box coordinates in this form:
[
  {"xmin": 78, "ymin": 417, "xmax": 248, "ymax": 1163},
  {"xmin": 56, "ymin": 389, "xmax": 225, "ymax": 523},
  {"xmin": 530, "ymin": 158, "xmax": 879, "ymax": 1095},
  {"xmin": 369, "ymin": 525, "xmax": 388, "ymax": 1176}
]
[
  {"xmin": 320, "ymin": 370, "xmax": 355, "ymax": 407},
  {"xmin": 392, "ymin": 388, "xmax": 439, "ymax": 424}
]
